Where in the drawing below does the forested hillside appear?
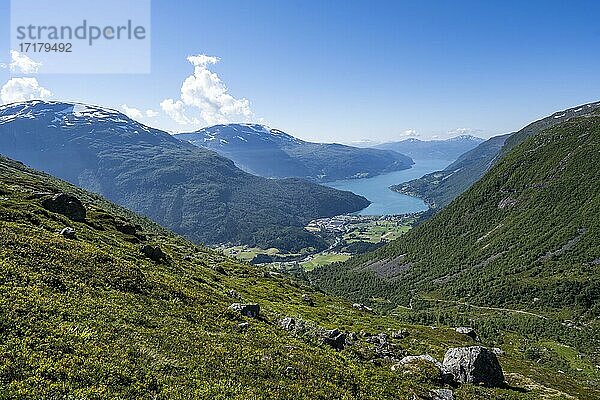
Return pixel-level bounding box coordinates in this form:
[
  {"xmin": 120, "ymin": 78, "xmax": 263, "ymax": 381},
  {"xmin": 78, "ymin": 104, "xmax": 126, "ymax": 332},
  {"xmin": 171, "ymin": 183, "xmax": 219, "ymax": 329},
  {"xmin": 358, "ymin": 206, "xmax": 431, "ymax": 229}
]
[{"xmin": 311, "ymin": 113, "xmax": 600, "ymax": 369}]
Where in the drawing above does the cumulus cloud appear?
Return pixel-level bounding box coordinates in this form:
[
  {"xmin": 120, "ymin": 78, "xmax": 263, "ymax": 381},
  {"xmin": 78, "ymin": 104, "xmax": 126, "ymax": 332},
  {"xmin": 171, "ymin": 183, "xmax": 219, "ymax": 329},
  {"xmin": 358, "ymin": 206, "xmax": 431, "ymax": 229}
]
[
  {"xmin": 161, "ymin": 54, "xmax": 254, "ymax": 126},
  {"xmin": 160, "ymin": 98, "xmax": 199, "ymax": 125},
  {"xmin": 121, "ymin": 104, "xmax": 159, "ymax": 121},
  {"xmin": 1, "ymin": 51, "xmax": 43, "ymax": 74},
  {"xmin": 121, "ymin": 104, "xmax": 144, "ymax": 120},
  {"xmin": 1, "ymin": 77, "xmax": 52, "ymax": 104}
]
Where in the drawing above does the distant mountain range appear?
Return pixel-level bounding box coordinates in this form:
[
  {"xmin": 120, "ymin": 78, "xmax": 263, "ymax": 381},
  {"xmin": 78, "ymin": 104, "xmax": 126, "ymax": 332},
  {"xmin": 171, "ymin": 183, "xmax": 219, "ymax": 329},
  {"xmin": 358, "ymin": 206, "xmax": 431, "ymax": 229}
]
[
  {"xmin": 0, "ymin": 101, "xmax": 369, "ymax": 251},
  {"xmin": 374, "ymin": 135, "xmax": 484, "ymax": 161},
  {"xmin": 393, "ymin": 101, "xmax": 600, "ymax": 208},
  {"xmin": 175, "ymin": 124, "xmax": 414, "ymax": 181}
]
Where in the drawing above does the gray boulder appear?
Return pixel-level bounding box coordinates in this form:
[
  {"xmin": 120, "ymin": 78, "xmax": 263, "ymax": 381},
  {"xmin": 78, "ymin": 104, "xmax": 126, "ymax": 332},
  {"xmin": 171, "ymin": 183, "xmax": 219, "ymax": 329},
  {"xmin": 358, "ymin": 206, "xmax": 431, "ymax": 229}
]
[
  {"xmin": 60, "ymin": 227, "xmax": 76, "ymax": 239},
  {"xmin": 455, "ymin": 326, "xmax": 479, "ymax": 341},
  {"xmin": 392, "ymin": 329, "xmax": 409, "ymax": 339},
  {"xmin": 429, "ymin": 388, "xmax": 454, "ymax": 400},
  {"xmin": 42, "ymin": 193, "xmax": 86, "ymax": 221},
  {"xmin": 280, "ymin": 317, "xmax": 296, "ymax": 331},
  {"xmin": 442, "ymin": 346, "xmax": 504, "ymax": 387},
  {"xmin": 322, "ymin": 328, "xmax": 347, "ymax": 350},
  {"xmin": 141, "ymin": 245, "xmax": 166, "ymax": 262},
  {"xmin": 229, "ymin": 303, "xmax": 260, "ymax": 318}
]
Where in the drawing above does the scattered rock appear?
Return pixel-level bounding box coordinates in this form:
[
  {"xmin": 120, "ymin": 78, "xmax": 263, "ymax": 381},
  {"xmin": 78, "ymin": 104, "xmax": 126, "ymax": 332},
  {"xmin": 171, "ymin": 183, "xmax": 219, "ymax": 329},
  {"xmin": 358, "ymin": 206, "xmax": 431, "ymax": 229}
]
[
  {"xmin": 284, "ymin": 366, "xmax": 295, "ymax": 375},
  {"xmin": 321, "ymin": 328, "xmax": 347, "ymax": 351},
  {"xmin": 429, "ymin": 388, "xmax": 454, "ymax": 400},
  {"xmin": 498, "ymin": 197, "xmax": 517, "ymax": 209},
  {"xmin": 442, "ymin": 346, "xmax": 505, "ymax": 387},
  {"xmin": 352, "ymin": 303, "xmax": 373, "ymax": 312},
  {"xmin": 213, "ymin": 265, "xmax": 226, "ymax": 274},
  {"xmin": 391, "ymin": 329, "xmax": 410, "ymax": 339},
  {"xmin": 455, "ymin": 327, "xmax": 479, "ymax": 341},
  {"xmin": 141, "ymin": 245, "xmax": 166, "ymax": 262},
  {"xmin": 115, "ymin": 221, "xmax": 137, "ymax": 235},
  {"xmin": 41, "ymin": 193, "xmax": 86, "ymax": 221},
  {"xmin": 227, "ymin": 289, "xmax": 240, "ymax": 299},
  {"xmin": 280, "ymin": 317, "xmax": 296, "ymax": 331},
  {"xmin": 237, "ymin": 322, "xmax": 249, "ymax": 331},
  {"xmin": 302, "ymin": 294, "xmax": 315, "ymax": 306},
  {"xmin": 59, "ymin": 227, "xmax": 76, "ymax": 239},
  {"xmin": 229, "ymin": 303, "xmax": 260, "ymax": 318},
  {"xmin": 491, "ymin": 347, "xmax": 505, "ymax": 356},
  {"xmin": 367, "ymin": 332, "xmax": 389, "ymax": 345}
]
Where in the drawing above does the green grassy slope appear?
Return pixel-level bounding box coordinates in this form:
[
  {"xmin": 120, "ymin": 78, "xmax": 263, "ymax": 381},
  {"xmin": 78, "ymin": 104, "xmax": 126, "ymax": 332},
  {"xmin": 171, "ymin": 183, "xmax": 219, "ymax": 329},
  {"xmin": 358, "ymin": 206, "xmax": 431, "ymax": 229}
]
[
  {"xmin": 311, "ymin": 114, "xmax": 600, "ymax": 375},
  {"xmin": 0, "ymin": 156, "xmax": 595, "ymax": 398}
]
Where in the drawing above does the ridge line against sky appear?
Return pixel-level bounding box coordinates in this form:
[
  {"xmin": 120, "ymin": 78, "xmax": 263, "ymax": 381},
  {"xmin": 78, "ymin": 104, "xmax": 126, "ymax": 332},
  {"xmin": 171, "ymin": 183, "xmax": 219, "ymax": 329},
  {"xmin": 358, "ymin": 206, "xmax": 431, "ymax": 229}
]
[{"xmin": 1, "ymin": 0, "xmax": 600, "ymax": 143}]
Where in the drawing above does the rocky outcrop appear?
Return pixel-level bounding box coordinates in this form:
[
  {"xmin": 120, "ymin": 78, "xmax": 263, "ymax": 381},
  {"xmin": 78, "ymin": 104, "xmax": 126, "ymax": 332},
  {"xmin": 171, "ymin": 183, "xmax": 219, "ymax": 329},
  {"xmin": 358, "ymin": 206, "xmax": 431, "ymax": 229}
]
[
  {"xmin": 321, "ymin": 328, "xmax": 347, "ymax": 350},
  {"xmin": 41, "ymin": 193, "xmax": 86, "ymax": 221},
  {"xmin": 141, "ymin": 245, "xmax": 166, "ymax": 262},
  {"xmin": 352, "ymin": 303, "xmax": 373, "ymax": 312},
  {"xmin": 429, "ymin": 388, "xmax": 454, "ymax": 400},
  {"xmin": 442, "ymin": 346, "xmax": 504, "ymax": 387},
  {"xmin": 59, "ymin": 227, "xmax": 76, "ymax": 239},
  {"xmin": 228, "ymin": 303, "xmax": 260, "ymax": 318},
  {"xmin": 455, "ymin": 327, "xmax": 479, "ymax": 341}
]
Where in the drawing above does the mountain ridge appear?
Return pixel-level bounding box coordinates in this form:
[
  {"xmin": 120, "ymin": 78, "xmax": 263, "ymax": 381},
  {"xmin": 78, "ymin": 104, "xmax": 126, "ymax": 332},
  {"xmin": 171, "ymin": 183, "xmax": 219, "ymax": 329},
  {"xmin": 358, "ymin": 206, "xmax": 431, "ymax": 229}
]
[
  {"xmin": 0, "ymin": 101, "xmax": 369, "ymax": 251},
  {"xmin": 175, "ymin": 124, "xmax": 414, "ymax": 181},
  {"xmin": 374, "ymin": 135, "xmax": 484, "ymax": 161},
  {"xmin": 393, "ymin": 101, "xmax": 600, "ymax": 208}
]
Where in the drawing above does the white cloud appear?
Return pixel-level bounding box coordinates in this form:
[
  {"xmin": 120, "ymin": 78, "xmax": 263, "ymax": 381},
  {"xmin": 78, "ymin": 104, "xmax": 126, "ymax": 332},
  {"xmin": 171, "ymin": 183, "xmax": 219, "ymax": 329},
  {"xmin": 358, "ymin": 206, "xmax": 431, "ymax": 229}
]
[
  {"xmin": 121, "ymin": 104, "xmax": 144, "ymax": 120},
  {"xmin": 161, "ymin": 54, "xmax": 254, "ymax": 127},
  {"xmin": 121, "ymin": 105, "xmax": 159, "ymax": 121},
  {"xmin": 446, "ymin": 127, "xmax": 483, "ymax": 137},
  {"xmin": 160, "ymin": 98, "xmax": 198, "ymax": 125},
  {"xmin": 399, "ymin": 129, "xmax": 419, "ymax": 138},
  {"xmin": 6, "ymin": 51, "xmax": 43, "ymax": 74},
  {"xmin": 1, "ymin": 77, "xmax": 52, "ymax": 104}
]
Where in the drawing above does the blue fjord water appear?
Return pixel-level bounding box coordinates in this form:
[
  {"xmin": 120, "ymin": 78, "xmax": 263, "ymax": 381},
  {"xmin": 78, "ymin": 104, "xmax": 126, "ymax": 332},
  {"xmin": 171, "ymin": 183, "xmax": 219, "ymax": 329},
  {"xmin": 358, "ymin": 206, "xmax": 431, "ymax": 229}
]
[{"xmin": 325, "ymin": 159, "xmax": 451, "ymax": 216}]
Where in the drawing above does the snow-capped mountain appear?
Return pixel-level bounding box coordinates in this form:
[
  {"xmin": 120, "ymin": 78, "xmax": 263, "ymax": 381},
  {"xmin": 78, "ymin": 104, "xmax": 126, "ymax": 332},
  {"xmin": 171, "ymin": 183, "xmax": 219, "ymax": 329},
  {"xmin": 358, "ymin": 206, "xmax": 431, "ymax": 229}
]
[
  {"xmin": 0, "ymin": 101, "xmax": 370, "ymax": 250},
  {"xmin": 374, "ymin": 135, "xmax": 485, "ymax": 161},
  {"xmin": 176, "ymin": 124, "xmax": 414, "ymax": 181}
]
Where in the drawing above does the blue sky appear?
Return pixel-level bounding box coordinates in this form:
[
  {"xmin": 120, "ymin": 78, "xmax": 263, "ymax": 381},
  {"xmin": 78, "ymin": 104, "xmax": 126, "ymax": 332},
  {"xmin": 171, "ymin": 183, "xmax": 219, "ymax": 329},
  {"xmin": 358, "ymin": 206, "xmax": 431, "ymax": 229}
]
[{"xmin": 1, "ymin": 0, "xmax": 600, "ymax": 143}]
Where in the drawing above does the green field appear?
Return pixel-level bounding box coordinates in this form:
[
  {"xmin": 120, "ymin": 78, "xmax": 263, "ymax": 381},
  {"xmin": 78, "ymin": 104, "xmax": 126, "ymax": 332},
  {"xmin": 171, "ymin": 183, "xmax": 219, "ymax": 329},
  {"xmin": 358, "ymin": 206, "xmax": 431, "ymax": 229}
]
[
  {"xmin": 301, "ymin": 253, "xmax": 351, "ymax": 271},
  {"xmin": 221, "ymin": 246, "xmax": 282, "ymax": 262},
  {"xmin": 343, "ymin": 220, "xmax": 412, "ymax": 243}
]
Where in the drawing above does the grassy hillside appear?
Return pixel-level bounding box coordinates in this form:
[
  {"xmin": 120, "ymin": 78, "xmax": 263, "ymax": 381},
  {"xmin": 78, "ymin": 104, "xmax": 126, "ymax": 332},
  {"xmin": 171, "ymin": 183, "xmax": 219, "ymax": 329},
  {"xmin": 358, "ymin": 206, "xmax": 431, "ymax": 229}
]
[
  {"xmin": 393, "ymin": 101, "xmax": 600, "ymax": 208},
  {"xmin": 0, "ymin": 101, "xmax": 369, "ymax": 252},
  {"xmin": 311, "ymin": 114, "xmax": 600, "ymax": 374},
  {"xmin": 0, "ymin": 156, "xmax": 596, "ymax": 398}
]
